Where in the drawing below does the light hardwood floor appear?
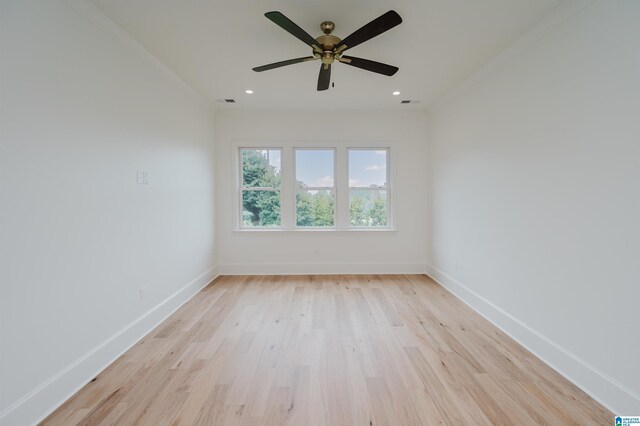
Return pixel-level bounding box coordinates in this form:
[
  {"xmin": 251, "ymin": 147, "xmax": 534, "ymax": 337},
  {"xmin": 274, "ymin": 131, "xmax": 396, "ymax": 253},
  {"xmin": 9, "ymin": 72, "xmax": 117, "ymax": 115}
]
[{"xmin": 42, "ymin": 275, "xmax": 612, "ymax": 425}]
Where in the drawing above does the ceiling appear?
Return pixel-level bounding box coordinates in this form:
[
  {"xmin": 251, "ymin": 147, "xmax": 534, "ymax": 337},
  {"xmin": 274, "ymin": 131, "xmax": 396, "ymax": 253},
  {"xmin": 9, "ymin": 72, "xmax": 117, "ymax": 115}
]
[{"xmin": 90, "ymin": 0, "xmax": 562, "ymax": 110}]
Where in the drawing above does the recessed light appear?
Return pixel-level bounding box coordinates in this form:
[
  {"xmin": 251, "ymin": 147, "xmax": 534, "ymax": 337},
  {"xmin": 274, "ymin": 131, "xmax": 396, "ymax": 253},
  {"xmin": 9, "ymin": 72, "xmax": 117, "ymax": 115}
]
[
  {"xmin": 245, "ymin": 89, "xmax": 254, "ymax": 94},
  {"xmin": 392, "ymin": 91, "xmax": 401, "ymax": 96}
]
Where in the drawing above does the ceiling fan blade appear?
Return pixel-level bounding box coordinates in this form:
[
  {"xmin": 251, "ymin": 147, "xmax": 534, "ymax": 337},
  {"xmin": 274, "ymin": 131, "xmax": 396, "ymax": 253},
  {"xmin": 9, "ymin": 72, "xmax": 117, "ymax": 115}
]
[
  {"xmin": 338, "ymin": 56, "xmax": 398, "ymax": 76},
  {"xmin": 334, "ymin": 10, "xmax": 402, "ymax": 53},
  {"xmin": 317, "ymin": 64, "xmax": 331, "ymax": 91},
  {"xmin": 265, "ymin": 11, "xmax": 322, "ymax": 52},
  {"xmin": 253, "ymin": 56, "xmax": 317, "ymax": 72}
]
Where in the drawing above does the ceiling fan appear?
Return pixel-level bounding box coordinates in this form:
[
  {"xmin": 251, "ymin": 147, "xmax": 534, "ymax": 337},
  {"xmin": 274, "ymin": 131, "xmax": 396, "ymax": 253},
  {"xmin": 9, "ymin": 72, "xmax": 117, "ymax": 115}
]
[{"xmin": 252, "ymin": 10, "xmax": 402, "ymax": 91}]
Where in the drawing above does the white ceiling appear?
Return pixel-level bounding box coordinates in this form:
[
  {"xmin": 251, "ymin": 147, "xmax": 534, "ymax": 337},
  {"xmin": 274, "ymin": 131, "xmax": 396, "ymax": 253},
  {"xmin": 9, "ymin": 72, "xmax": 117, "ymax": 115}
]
[{"xmin": 91, "ymin": 0, "xmax": 562, "ymax": 110}]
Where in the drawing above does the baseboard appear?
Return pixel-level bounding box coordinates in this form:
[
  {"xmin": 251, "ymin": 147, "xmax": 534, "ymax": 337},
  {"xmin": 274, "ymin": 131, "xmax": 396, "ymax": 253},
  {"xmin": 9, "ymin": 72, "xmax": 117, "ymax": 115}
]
[
  {"xmin": 426, "ymin": 264, "xmax": 640, "ymax": 415},
  {"xmin": 219, "ymin": 263, "xmax": 428, "ymax": 275},
  {"xmin": 0, "ymin": 265, "xmax": 219, "ymax": 426}
]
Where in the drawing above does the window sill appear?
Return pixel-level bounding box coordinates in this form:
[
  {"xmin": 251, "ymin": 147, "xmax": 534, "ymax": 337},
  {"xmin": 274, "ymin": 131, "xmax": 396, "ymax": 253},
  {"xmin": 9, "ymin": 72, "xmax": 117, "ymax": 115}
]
[{"xmin": 232, "ymin": 228, "xmax": 397, "ymax": 235}]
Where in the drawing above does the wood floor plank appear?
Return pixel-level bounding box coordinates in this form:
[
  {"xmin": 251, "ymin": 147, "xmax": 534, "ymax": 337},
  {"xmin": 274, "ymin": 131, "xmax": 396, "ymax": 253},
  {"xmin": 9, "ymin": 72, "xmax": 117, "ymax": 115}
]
[{"xmin": 41, "ymin": 275, "xmax": 612, "ymax": 425}]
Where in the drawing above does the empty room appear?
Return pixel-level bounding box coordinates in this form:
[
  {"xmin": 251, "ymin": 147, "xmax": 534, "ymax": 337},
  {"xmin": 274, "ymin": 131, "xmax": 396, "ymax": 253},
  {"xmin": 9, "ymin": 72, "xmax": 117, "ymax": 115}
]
[{"xmin": 1, "ymin": 0, "xmax": 639, "ymax": 425}]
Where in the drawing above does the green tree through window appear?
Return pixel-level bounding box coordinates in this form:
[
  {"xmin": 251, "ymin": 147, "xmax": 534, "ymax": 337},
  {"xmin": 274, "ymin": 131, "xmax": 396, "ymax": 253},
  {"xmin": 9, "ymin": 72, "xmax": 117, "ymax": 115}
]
[
  {"xmin": 296, "ymin": 189, "xmax": 334, "ymax": 226},
  {"xmin": 241, "ymin": 149, "xmax": 281, "ymax": 227},
  {"xmin": 238, "ymin": 147, "xmax": 389, "ymax": 229},
  {"xmin": 295, "ymin": 149, "xmax": 335, "ymax": 227}
]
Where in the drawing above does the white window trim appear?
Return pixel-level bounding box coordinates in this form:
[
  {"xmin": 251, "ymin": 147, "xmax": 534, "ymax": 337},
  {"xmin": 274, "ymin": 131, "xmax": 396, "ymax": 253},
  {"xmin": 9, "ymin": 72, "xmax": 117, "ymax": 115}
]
[{"xmin": 234, "ymin": 141, "xmax": 395, "ymax": 232}]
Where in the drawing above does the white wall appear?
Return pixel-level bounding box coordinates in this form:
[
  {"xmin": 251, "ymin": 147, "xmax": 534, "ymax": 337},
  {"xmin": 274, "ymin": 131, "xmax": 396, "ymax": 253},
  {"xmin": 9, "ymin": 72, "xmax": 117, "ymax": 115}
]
[
  {"xmin": 0, "ymin": 1, "xmax": 217, "ymax": 424},
  {"xmin": 427, "ymin": 0, "xmax": 640, "ymax": 413},
  {"xmin": 215, "ymin": 110, "xmax": 428, "ymax": 275}
]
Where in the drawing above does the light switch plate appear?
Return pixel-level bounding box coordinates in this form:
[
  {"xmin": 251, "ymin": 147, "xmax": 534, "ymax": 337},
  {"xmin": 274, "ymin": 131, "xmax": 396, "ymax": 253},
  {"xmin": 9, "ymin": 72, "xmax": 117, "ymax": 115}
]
[{"xmin": 136, "ymin": 171, "xmax": 149, "ymax": 185}]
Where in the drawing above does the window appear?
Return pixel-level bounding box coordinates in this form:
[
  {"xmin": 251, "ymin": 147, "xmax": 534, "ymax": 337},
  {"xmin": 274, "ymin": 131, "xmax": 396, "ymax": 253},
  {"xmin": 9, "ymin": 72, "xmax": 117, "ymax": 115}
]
[
  {"xmin": 240, "ymin": 148, "xmax": 281, "ymax": 228},
  {"xmin": 348, "ymin": 149, "xmax": 389, "ymax": 227},
  {"xmin": 295, "ymin": 149, "xmax": 335, "ymax": 227},
  {"xmin": 237, "ymin": 146, "xmax": 391, "ymax": 230}
]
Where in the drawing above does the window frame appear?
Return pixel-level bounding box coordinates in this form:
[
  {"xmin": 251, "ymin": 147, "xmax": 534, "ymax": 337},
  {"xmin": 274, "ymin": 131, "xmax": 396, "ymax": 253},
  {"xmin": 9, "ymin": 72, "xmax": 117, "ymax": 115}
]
[
  {"xmin": 238, "ymin": 147, "xmax": 283, "ymax": 229},
  {"xmin": 347, "ymin": 147, "xmax": 391, "ymax": 229},
  {"xmin": 293, "ymin": 147, "xmax": 337, "ymax": 229},
  {"xmin": 235, "ymin": 143, "xmax": 394, "ymax": 232}
]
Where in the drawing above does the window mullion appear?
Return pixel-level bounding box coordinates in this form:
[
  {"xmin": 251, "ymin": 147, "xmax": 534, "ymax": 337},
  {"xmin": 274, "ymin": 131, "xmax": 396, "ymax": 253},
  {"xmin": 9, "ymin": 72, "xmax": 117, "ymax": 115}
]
[
  {"xmin": 336, "ymin": 147, "xmax": 348, "ymax": 229},
  {"xmin": 280, "ymin": 147, "xmax": 294, "ymax": 229}
]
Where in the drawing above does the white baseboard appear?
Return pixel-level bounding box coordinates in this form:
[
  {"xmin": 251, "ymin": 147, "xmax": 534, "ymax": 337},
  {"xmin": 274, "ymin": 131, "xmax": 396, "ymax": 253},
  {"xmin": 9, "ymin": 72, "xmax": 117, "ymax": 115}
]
[
  {"xmin": 426, "ymin": 264, "xmax": 640, "ymax": 415},
  {"xmin": 219, "ymin": 263, "xmax": 428, "ymax": 276},
  {"xmin": 0, "ymin": 265, "xmax": 219, "ymax": 426}
]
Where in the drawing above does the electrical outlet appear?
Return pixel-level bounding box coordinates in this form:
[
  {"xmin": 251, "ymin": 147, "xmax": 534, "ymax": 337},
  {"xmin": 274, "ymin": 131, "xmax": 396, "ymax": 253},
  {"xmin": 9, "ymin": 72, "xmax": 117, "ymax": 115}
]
[
  {"xmin": 315, "ymin": 248, "xmax": 320, "ymax": 255},
  {"xmin": 454, "ymin": 260, "xmax": 459, "ymax": 271},
  {"xmin": 139, "ymin": 287, "xmax": 146, "ymax": 302}
]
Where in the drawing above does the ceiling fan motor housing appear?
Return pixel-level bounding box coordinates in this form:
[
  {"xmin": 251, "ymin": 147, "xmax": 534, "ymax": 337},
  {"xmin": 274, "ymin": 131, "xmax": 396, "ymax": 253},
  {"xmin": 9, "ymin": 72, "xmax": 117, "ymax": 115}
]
[{"xmin": 315, "ymin": 24, "xmax": 341, "ymax": 65}]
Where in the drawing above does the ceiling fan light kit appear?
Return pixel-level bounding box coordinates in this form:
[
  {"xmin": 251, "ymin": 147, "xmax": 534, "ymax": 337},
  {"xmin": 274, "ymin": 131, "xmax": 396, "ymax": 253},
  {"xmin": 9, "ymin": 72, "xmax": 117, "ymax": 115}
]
[{"xmin": 253, "ymin": 10, "xmax": 402, "ymax": 91}]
